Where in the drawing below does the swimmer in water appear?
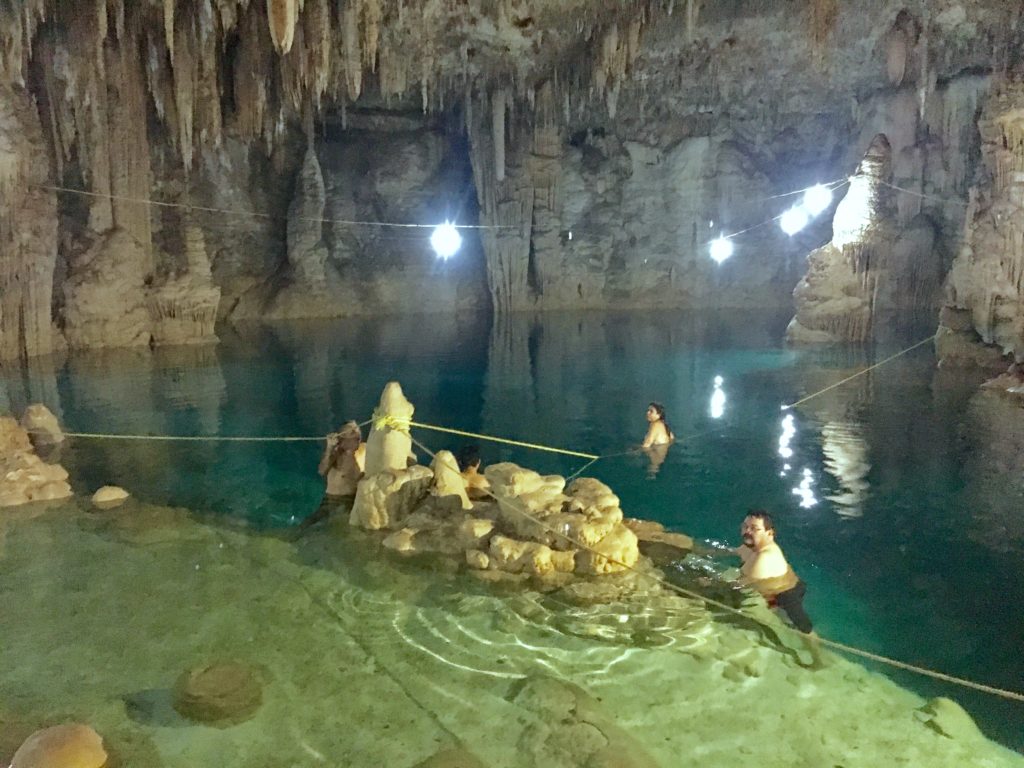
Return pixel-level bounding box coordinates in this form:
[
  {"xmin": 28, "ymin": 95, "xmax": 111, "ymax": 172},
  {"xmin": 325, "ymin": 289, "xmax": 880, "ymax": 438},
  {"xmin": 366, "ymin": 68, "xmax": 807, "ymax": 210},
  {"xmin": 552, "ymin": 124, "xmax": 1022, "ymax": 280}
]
[
  {"xmin": 456, "ymin": 444, "xmax": 490, "ymax": 500},
  {"xmin": 642, "ymin": 402, "xmax": 674, "ymax": 448},
  {"xmin": 733, "ymin": 510, "xmax": 824, "ymax": 667}
]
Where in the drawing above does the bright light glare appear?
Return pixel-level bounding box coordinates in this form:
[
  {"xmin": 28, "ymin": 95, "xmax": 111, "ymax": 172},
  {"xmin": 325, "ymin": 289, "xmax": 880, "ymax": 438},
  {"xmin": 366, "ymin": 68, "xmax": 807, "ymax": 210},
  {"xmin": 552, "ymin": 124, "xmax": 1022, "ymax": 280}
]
[
  {"xmin": 792, "ymin": 467, "xmax": 818, "ymax": 508},
  {"xmin": 778, "ymin": 414, "xmax": 796, "ymax": 459},
  {"xmin": 710, "ymin": 376, "xmax": 726, "ymax": 419},
  {"xmin": 430, "ymin": 222, "xmax": 462, "ymax": 259},
  {"xmin": 802, "ymin": 184, "xmax": 833, "ymax": 216},
  {"xmin": 709, "ymin": 236, "xmax": 733, "ymax": 263},
  {"xmin": 779, "ymin": 206, "xmax": 810, "ymax": 236}
]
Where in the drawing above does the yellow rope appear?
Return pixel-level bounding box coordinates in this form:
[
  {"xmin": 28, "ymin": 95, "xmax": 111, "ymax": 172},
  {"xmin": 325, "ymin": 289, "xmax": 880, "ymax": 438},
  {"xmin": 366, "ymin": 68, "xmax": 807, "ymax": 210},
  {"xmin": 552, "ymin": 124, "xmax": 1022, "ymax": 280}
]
[
  {"xmin": 410, "ymin": 434, "xmax": 1024, "ymax": 705},
  {"xmin": 782, "ymin": 336, "xmax": 935, "ymax": 410},
  {"xmin": 409, "ymin": 421, "xmax": 598, "ymax": 460}
]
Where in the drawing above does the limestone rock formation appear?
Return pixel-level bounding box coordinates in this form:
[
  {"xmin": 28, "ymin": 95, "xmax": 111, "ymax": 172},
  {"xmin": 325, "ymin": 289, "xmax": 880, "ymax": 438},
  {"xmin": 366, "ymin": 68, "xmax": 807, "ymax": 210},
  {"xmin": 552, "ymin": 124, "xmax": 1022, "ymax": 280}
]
[
  {"xmin": 347, "ymin": 383, "xmax": 641, "ymax": 584},
  {"xmin": 939, "ymin": 77, "xmax": 1024, "ymax": 370},
  {"xmin": 9, "ymin": 724, "xmax": 107, "ymax": 768},
  {"xmin": 148, "ymin": 223, "xmax": 220, "ymax": 345},
  {"xmin": 363, "ymin": 382, "xmax": 415, "ymax": 475},
  {"xmin": 0, "ymin": 416, "xmax": 72, "ymax": 507},
  {"xmin": 62, "ymin": 230, "xmax": 153, "ymax": 350},
  {"xmin": 20, "ymin": 404, "xmax": 63, "ymax": 446},
  {"xmin": 0, "ymin": 84, "xmax": 59, "ymax": 361},
  {"xmin": 787, "ymin": 134, "xmax": 940, "ymax": 343}
]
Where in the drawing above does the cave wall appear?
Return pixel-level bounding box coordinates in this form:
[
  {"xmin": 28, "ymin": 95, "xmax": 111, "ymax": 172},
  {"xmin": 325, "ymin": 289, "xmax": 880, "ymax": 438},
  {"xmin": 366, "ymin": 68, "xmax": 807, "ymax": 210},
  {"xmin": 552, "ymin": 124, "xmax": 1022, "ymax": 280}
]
[{"xmin": 0, "ymin": 0, "xmax": 1022, "ymax": 361}]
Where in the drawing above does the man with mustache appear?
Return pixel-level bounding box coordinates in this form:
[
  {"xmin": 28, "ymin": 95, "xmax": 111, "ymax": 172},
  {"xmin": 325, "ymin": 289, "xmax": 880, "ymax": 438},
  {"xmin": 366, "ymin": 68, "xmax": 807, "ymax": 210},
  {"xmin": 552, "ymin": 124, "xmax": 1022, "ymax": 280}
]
[{"xmin": 734, "ymin": 510, "xmax": 823, "ymax": 666}]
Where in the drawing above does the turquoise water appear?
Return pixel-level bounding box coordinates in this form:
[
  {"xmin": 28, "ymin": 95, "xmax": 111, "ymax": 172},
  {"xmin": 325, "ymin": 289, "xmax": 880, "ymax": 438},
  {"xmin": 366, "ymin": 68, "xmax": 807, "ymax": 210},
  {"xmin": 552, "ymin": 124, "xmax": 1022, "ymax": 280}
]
[{"xmin": 2, "ymin": 309, "xmax": 1022, "ymax": 750}]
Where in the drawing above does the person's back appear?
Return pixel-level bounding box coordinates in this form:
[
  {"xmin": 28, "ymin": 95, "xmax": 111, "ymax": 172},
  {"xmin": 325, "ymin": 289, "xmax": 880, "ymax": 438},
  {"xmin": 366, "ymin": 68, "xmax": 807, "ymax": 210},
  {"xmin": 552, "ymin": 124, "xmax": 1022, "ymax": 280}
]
[{"xmin": 456, "ymin": 444, "xmax": 490, "ymax": 500}]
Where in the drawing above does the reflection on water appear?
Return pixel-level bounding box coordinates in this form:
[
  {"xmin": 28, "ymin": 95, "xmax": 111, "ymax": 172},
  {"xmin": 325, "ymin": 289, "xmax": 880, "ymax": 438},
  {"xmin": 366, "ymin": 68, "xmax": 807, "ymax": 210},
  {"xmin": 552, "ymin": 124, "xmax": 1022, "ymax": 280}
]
[{"xmin": 1, "ymin": 309, "xmax": 1023, "ymax": 751}]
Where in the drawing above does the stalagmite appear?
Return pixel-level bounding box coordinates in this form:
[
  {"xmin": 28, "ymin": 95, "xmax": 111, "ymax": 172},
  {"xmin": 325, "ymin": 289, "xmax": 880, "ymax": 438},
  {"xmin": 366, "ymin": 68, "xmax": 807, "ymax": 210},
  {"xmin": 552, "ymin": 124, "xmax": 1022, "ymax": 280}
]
[{"xmin": 267, "ymin": 0, "xmax": 299, "ymax": 55}]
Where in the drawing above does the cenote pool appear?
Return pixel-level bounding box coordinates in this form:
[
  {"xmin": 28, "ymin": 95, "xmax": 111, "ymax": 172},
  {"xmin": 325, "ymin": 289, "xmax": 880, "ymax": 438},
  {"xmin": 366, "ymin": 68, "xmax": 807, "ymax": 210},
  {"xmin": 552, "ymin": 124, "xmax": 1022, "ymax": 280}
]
[{"xmin": 1, "ymin": 309, "xmax": 1022, "ymax": 765}]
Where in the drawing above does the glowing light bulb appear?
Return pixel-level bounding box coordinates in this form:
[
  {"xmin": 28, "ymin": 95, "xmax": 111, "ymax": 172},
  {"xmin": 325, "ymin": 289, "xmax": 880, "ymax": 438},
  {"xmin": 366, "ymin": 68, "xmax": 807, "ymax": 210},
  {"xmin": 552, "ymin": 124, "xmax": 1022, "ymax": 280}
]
[
  {"xmin": 779, "ymin": 206, "xmax": 810, "ymax": 236},
  {"xmin": 802, "ymin": 183, "xmax": 833, "ymax": 216},
  {"xmin": 710, "ymin": 376, "xmax": 726, "ymax": 419},
  {"xmin": 709, "ymin": 235, "xmax": 733, "ymax": 263},
  {"xmin": 430, "ymin": 222, "xmax": 461, "ymax": 259}
]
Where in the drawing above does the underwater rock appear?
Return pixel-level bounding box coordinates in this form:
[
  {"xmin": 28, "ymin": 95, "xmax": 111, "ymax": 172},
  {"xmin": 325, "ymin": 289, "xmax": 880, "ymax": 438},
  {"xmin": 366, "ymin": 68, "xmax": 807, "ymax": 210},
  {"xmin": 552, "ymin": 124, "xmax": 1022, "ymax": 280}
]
[
  {"xmin": 624, "ymin": 518, "xmax": 693, "ymax": 566},
  {"xmin": 10, "ymin": 723, "xmax": 107, "ymax": 768},
  {"xmin": 411, "ymin": 746, "xmax": 488, "ymax": 768},
  {"xmin": 20, "ymin": 404, "xmax": 64, "ymax": 445},
  {"xmin": 915, "ymin": 697, "xmax": 984, "ymax": 741},
  {"xmin": 91, "ymin": 486, "xmax": 130, "ymax": 509},
  {"xmin": 487, "ymin": 535, "xmax": 573, "ymax": 576},
  {"xmin": 512, "ymin": 676, "xmax": 660, "ymax": 768},
  {"xmin": 172, "ymin": 662, "xmax": 263, "ymax": 726}
]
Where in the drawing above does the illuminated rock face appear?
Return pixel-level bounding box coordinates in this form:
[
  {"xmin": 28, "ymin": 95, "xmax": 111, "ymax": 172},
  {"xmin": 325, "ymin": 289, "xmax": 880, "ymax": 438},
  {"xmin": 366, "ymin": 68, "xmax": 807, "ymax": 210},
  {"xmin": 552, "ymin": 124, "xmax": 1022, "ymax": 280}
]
[
  {"xmin": 0, "ymin": 2, "xmax": 1019, "ymax": 359},
  {"xmin": 787, "ymin": 133, "xmax": 944, "ymax": 344},
  {"xmin": 939, "ymin": 78, "xmax": 1024, "ymax": 371}
]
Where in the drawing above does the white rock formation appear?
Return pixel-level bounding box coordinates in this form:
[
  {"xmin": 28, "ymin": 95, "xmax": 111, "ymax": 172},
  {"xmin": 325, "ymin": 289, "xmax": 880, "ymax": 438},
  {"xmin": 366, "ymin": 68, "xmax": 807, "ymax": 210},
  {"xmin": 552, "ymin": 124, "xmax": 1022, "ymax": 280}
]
[
  {"xmin": 363, "ymin": 382, "xmax": 415, "ymax": 475},
  {"xmin": 10, "ymin": 724, "xmax": 107, "ymax": 768},
  {"xmin": 430, "ymin": 449, "xmax": 471, "ymax": 510},
  {"xmin": 939, "ymin": 77, "xmax": 1024, "ymax": 369},
  {"xmin": 0, "ymin": 417, "xmax": 72, "ymax": 507},
  {"xmin": 20, "ymin": 404, "xmax": 64, "ymax": 445}
]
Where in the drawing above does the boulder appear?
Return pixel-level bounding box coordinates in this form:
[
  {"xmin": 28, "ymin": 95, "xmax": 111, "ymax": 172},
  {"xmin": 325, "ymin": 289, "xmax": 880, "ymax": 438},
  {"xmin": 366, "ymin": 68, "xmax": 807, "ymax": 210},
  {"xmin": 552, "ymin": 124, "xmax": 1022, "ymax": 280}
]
[
  {"xmin": 10, "ymin": 724, "xmax": 107, "ymax": 768},
  {"xmin": 0, "ymin": 450, "xmax": 73, "ymax": 507},
  {"xmin": 350, "ymin": 465, "xmax": 433, "ymax": 530},
  {"xmin": 91, "ymin": 486, "xmax": 130, "ymax": 509},
  {"xmin": 20, "ymin": 404, "xmax": 64, "ymax": 445},
  {"xmin": 172, "ymin": 662, "xmax": 262, "ymax": 726},
  {"xmin": 430, "ymin": 450, "xmax": 472, "ymax": 510},
  {"xmin": 575, "ymin": 525, "xmax": 639, "ymax": 575}
]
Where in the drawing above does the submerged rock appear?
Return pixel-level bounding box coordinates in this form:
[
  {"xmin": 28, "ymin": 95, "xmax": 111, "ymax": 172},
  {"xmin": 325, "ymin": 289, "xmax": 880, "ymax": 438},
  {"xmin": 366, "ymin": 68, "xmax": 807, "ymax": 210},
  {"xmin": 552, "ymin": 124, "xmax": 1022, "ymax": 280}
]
[
  {"xmin": 915, "ymin": 697, "xmax": 985, "ymax": 741},
  {"xmin": 172, "ymin": 662, "xmax": 263, "ymax": 726},
  {"xmin": 412, "ymin": 746, "xmax": 488, "ymax": 768},
  {"xmin": 10, "ymin": 723, "xmax": 107, "ymax": 768}
]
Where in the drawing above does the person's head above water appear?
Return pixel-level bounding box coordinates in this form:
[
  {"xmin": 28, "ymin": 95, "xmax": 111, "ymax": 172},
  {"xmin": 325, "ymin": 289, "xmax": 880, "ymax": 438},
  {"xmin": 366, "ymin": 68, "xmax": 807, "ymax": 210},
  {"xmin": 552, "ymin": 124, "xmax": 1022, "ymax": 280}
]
[
  {"xmin": 741, "ymin": 510, "xmax": 776, "ymax": 550},
  {"xmin": 456, "ymin": 444, "xmax": 482, "ymax": 472},
  {"xmin": 334, "ymin": 421, "xmax": 362, "ymax": 452},
  {"xmin": 646, "ymin": 402, "xmax": 667, "ymax": 423}
]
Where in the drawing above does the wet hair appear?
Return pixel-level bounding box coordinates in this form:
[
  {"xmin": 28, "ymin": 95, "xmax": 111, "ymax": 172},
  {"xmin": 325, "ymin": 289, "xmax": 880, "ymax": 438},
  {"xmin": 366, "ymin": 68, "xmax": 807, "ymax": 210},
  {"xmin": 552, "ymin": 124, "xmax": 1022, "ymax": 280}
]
[
  {"xmin": 745, "ymin": 509, "xmax": 776, "ymax": 535},
  {"xmin": 648, "ymin": 402, "xmax": 673, "ymax": 439},
  {"xmin": 456, "ymin": 444, "xmax": 482, "ymax": 472}
]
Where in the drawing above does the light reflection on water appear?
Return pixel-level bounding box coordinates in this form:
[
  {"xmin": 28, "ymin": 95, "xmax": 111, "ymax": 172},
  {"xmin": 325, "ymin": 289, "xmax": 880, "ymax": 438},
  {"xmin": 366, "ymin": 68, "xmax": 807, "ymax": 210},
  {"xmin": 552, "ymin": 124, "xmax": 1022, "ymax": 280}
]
[{"xmin": 1, "ymin": 309, "xmax": 1023, "ymax": 750}]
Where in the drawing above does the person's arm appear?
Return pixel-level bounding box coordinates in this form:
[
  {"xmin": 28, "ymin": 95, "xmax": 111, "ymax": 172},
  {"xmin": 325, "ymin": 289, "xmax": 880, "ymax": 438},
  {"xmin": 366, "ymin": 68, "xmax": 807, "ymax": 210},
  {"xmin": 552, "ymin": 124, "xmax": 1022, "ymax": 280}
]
[
  {"xmin": 318, "ymin": 435, "xmax": 338, "ymax": 477},
  {"xmin": 641, "ymin": 424, "xmax": 656, "ymax": 449}
]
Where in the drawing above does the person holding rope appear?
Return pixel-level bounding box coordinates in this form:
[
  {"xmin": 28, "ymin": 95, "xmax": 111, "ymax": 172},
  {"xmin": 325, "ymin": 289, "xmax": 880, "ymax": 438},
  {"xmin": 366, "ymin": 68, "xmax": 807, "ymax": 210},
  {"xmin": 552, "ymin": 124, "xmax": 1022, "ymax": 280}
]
[
  {"xmin": 733, "ymin": 510, "xmax": 825, "ymax": 667},
  {"xmin": 299, "ymin": 421, "xmax": 365, "ymax": 531},
  {"xmin": 455, "ymin": 444, "xmax": 490, "ymax": 500}
]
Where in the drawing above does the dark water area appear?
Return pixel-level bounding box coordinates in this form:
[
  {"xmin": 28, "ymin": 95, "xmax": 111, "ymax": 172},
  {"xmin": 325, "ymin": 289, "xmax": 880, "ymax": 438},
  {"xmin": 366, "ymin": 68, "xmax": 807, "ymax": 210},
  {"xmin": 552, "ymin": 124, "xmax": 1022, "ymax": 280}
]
[{"xmin": 2, "ymin": 309, "xmax": 1022, "ymax": 750}]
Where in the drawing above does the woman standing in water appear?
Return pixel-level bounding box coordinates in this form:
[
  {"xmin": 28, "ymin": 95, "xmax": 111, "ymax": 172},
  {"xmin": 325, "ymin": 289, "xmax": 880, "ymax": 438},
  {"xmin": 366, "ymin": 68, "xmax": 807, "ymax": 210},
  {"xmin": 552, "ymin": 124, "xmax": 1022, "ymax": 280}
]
[
  {"xmin": 642, "ymin": 402, "xmax": 674, "ymax": 478},
  {"xmin": 642, "ymin": 402, "xmax": 674, "ymax": 447}
]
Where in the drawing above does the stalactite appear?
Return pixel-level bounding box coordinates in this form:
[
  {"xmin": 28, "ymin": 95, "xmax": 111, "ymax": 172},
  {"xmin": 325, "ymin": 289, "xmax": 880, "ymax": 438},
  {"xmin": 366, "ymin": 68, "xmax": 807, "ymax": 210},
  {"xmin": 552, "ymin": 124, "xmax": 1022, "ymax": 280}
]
[
  {"xmin": 163, "ymin": 0, "xmax": 175, "ymax": 63},
  {"xmin": 492, "ymin": 88, "xmax": 506, "ymax": 182},
  {"xmin": 362, "ymin": 0, "xmax": 381, "ymax": 72},
  {"xmin": 685, "ymin": 0, "xmax": 700, "ymax": 42},
  {"xmin": 342, "ymin": 4, "xmax": 362, "ymax": 100},
  {"xmin": 233, "ymin": 7, "xmax": 269, "ymax": 141},
  {"xmin": 808, "ymin": 0, "xmax": 838, "ymax": 65},
  {"xmin": 106, "ymin": 7, "xmax": 154, "ymax": 266},
  {"xmin": 173, "ymin": 10, "xmax": 198, "ymax": 168},
  {"xmin": 267, "ymin": 0, "xmax": 299, "ymax": 55}
]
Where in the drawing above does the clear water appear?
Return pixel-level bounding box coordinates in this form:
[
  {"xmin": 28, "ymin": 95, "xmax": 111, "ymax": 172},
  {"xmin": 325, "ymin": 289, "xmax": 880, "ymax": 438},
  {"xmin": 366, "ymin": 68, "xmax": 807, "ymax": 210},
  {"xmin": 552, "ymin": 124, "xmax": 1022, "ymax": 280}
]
[{"xmin": 2, "ymin": 309, "xmax": 1023, "ymax": 753}]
